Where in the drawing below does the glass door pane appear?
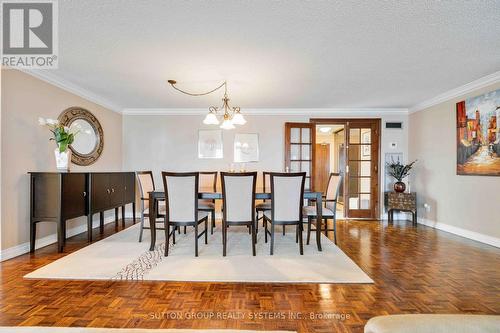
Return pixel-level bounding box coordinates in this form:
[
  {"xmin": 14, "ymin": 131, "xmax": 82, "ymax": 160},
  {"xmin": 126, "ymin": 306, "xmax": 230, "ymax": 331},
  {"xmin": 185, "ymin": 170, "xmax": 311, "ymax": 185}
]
[
  {"xmin": 346, "ymin": 122, "xmax": 378, "ymax": 218},
  {"xmin": 285, "ymin": 123, "xmax": 315, "ymax": 190}
]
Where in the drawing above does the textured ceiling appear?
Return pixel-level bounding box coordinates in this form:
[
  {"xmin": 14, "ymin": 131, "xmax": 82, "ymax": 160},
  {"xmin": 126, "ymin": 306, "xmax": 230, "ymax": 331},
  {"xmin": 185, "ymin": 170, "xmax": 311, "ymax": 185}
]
[{"xmin": 46, "ymin": 0, "xmax": 500, "ymax": 109}]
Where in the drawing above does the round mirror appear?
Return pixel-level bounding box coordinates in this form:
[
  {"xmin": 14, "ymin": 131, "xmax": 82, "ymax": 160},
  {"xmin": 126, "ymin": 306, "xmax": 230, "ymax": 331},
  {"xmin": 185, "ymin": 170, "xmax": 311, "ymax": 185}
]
[
  {"xmin": 58, "ymin": 107, "xmax": 104, "ymax": 166},
  {"xmin": 69, "ymin": 119, "xmax": 98, "ymax": 155}
]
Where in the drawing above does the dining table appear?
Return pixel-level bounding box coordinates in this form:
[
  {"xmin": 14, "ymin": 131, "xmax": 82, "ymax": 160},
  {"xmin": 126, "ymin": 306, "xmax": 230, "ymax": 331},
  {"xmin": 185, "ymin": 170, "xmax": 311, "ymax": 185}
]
[{"xmin": 148, "ymin": 188, "xmax": 324, "ymax": 252}]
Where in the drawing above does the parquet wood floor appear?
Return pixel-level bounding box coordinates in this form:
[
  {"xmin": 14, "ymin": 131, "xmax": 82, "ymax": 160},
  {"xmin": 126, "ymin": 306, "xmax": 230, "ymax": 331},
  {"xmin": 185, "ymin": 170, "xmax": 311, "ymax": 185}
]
[{"xmin": 0, "ymin": 219, "xmax": 499, "ymax": 333}]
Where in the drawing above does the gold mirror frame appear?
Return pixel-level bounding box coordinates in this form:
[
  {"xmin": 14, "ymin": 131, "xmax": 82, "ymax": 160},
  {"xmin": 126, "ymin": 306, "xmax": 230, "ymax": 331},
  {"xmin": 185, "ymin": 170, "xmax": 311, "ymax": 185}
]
[{"xmin": 58, "ymin": 107, "xmax": 104, "ymax": 166}]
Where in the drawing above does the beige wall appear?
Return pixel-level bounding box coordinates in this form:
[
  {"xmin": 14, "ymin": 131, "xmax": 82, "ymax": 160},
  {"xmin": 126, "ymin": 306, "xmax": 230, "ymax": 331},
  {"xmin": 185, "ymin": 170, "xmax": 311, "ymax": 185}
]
[
  {"xmin": 409, "ymin": 82, "xmax": 500, "ymax": 242},
  {"xmin": 1, "ymin": 69, "xmax": 123, "ymax": 250}
]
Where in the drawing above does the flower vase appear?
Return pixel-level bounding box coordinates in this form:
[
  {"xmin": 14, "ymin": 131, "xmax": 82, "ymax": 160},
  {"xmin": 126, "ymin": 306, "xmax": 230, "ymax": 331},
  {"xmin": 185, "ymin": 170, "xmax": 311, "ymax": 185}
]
[
  {"xmin": 54, "ymin": 148, "xmax": 72, "ymax": 171},
  {"xmin": 394, "ymin": 181, "xmax": 406, "ymax": 193}
]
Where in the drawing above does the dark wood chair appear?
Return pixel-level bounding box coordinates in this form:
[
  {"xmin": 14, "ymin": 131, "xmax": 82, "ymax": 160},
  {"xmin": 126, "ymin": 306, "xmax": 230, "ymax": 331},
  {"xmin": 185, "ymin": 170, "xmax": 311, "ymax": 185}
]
[
  {"xmin": 263, "ymin": 172, "xmax": 306, "ymax": 255},
  {"xmin": 303, "ymin": 172, "xmax": 342, "ymax": 244},
  {"xmin": 161, "ymin": 172, "xmax": 208, "ymax": 257},
  {"xmin": 136, "ymin": 171, "xmax": 166, "ymax": 242},
  {"xmin": 221, "ymin": 172, "xmax": 257, "ymax": 256},
  {"xmin": 255, "ymin": 172, "xmax": 271, "ymax": 230},
  {"xmin": 198, "ymin": 171, "xmax": 217, "ymax": 234}
]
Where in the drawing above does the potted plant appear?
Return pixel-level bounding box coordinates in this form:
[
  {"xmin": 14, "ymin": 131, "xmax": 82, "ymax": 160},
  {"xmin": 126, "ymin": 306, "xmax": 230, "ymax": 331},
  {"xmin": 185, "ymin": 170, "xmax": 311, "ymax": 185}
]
[
  {"xmin": 386, "ymin": 159, "xmax": 416, "ymax": 193},
  {"xmin": 39, "ymin": 117, "xmax": 78, "ymax": 171}
]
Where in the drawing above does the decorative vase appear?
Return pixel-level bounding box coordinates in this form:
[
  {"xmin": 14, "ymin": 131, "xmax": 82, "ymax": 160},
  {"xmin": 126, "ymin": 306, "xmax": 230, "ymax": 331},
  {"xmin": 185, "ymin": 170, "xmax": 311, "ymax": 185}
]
[
  {"xmin": 394, "ymin": 181, "xmax": 406, "ymax": 193},
  {"xmin": 54, "ymin": 148, "xmax": 72, "ymax": 171}
]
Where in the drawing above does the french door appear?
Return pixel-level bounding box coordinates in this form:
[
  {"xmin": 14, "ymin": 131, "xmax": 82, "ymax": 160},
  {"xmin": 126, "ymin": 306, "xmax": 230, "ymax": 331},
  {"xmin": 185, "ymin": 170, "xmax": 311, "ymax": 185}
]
[
  {"xmin": 284, "ymin": 123, "xmax": 315, "ymax": 190},
  {"xmin": 345, "ymin": 120, "xmax": 380, "ymax": 218}
]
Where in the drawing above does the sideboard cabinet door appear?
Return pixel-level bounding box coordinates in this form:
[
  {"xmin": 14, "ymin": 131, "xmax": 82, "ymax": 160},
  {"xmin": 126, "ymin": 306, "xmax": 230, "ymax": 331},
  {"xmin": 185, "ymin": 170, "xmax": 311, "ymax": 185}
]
[
  {"xmin": 61, "ymin": 173, "xmax": 87, "ymax": 219},
  {"xmin": 91, "ymin": 173, "xmax": 110, "ymax": 211},
  {"xmin": 108, "ymin": 173, "xmax": 125, "ymax": 207}
]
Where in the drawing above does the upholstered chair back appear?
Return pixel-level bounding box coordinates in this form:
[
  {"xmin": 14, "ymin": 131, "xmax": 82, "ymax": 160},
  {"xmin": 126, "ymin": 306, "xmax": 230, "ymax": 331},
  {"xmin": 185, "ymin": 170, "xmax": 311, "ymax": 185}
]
[
  {"xmin": 325, "ymin": 173, "xmax": 342, "ymax": 211},
  {"xmin": 137, "ymin": 172, "xmax": 155, "ymax": 199},
  {"xmin": 270, "ymin": 172, "xmax": 305, "ymax": 222},
  {"xmin": 199, "ymin": 172, "xmax": 217, "ymax": 192},
  {"xmin": 162, "ymin": 172, "xmax": 198, "ymax": 222},
  {"xmin": 221, "ymin": 172, "xmax": 257, "ymax": 222}
]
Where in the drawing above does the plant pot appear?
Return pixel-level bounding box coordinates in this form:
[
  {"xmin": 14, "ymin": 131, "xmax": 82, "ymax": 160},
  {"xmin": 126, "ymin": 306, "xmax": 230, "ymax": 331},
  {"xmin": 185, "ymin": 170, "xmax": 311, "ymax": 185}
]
[
  {"xmin": 394, "ymin": 181, "xmax": 406, "ymax": 193},
  {"xmin": 54, "ymin": 148, "xmax": 72, "ymax": 171}
]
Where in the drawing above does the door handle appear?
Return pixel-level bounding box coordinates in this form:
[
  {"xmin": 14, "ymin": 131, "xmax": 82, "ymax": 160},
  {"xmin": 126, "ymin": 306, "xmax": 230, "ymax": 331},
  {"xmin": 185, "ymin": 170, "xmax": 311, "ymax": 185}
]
[
  {"xmin": 111, "ymin": 188, "xmax": 115, "ymax": 193},
  {"xmin": 83, "ymin": 191, "xmax": 87, "ymax": 197},
  {"xmin": 107, "ymin": 189, "xmax": 111, "ymax": 194}
]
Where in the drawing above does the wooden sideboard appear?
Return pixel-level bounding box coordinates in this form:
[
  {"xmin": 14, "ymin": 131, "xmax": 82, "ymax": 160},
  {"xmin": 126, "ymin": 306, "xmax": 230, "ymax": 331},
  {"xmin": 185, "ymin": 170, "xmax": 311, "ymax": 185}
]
[{"xmin": 29, "ymin": 172, "xmax": 136, "ymax": 253}]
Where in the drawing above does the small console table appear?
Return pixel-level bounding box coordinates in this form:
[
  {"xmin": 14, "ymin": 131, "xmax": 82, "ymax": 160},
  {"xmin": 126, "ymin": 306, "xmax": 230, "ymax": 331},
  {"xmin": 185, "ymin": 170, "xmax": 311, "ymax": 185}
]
[
  {"xmin": 29, "ymin": 172, "xmax": 136, "ymax": 253},
  {"xmin": 385, "ymin": 192, "xmax": 417, "ymax": 225}
]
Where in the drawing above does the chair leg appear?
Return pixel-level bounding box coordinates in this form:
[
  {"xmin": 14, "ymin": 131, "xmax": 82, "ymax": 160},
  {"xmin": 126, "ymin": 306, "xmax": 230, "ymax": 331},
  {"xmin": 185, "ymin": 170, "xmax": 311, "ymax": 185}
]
[
  {"xmin": 333, "ymin": 216, "xmax": 337, "ymax": 244},
  {"xmin": 164, "ymin": 220, "xmax": 170, "ymax": 256},
  {"xmin": 195, "ymin": 224, "xmax": 199, "ymax": 257},
  {"xmin": 298, "ymin": 222, "xmax": 303, "ymax": 255},
  {"xmin": 282, "ymin": 225, "xmax": 285, "ymax": 235},
  {"xmin": 204, "ymin": 218, "xmax": 208, "ymax": 244},
  {"xmin": 270, "ymin": 223, "xmax": 275, "ymax": 255},
  {"xmin": 307, "ymin": 217, "xmax": 312, "ymax": 245},
  {"xmin": 172, "ymin": 226, "xmax": 176, "ymax": 244},
  {"xmin": 138, "ymin": 213, "xmax": 145, "ymax": 242},
  {"xmin": 222, "ymin": 219, "xmax": 227, "ymax": 257},
  {"xmin": 324, "ymin": 218, "xmax": 328, "ymax": 238},
  {"xmin": 264, "ymin": 217, "xmax": 268, "ymax": 243},
  {"xmin": 251, "ymin": 222, "xmax": 256, "ymax": 256},
  {"xmin": 211, "ymin": 209, "xmax": 215, "ymax": 234},
  {"xmin": 184, "ymin": 226, "xmax": 187, "ymax": 234}
]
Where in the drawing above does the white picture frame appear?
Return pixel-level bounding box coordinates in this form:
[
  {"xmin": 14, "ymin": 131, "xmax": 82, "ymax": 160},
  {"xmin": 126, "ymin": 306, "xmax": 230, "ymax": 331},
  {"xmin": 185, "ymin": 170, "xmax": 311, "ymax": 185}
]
[
  {"xmin": 234, "ymin": 133, "xmax": 259, "ymax": 162},
  {"xmin": 198, "ymin": 130, "xmax": 223, "ymax": 159}
]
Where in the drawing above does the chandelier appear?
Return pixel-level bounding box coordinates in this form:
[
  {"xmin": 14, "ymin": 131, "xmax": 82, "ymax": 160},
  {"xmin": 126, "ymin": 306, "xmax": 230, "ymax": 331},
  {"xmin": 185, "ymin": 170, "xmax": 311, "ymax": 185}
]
[{"xmin": 167, "ymin": 80, "xmax": 246, "ymax": 129}]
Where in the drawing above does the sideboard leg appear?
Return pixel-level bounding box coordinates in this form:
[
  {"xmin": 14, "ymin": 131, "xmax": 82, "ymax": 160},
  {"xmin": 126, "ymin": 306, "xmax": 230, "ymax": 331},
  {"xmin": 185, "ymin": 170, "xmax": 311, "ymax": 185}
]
[
  {"xmin": 57, "ymin": 219, "xmax": 64, "ymax": 252},
  {"xmin": 87, "ymin": 214, "xmax": 93, "ymax": 242},
  {"xmin": 122, "ymin": 205, "xmax": 126, "ymax": 228},
  {"xmin": 30, "ymin": 221, "xmax": 37, "ymax": 253},
  {"xmin": 132, "ymin": 202, "xmax": 136, "ymax": 224}
]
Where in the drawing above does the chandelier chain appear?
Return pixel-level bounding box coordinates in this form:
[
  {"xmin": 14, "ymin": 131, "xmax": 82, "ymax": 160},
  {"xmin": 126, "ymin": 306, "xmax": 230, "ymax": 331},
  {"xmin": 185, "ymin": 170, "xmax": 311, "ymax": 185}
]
[{"xmin": 169, "ymin": 81, "xmax": 227, "ymax": 97}]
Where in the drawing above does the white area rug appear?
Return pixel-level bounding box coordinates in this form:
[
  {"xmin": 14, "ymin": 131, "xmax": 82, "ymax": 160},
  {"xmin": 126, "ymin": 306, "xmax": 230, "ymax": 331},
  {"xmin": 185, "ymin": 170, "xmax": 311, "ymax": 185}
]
[
  {"xmin": 0, "ymin": 328, "xmax": 293, "ymax": 333},
  {"xmin": 25, "ymin": 223, "xmax": 373, "ymax": 283}
]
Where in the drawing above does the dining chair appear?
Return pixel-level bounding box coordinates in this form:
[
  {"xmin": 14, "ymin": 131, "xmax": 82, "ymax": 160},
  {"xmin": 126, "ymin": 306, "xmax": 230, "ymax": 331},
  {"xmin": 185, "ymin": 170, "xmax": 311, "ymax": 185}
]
[
  {"xmin": 162, "ymin": 172, "xmax": 209, "ymax": 257},
  {"xmin": 221, "ymin": 172, "xmax": 257, "ymax": 256},
  {"xmin": 136, "ymin": 171, "xmax": 166, "ymax": 242},
  {"xmin": 263, "ymin": 172, "xmax": 306, "ymax": 255},
  {"xmin": 198, "ymin": 171, "xmax": 217, "ymax": 234},
  {"xmin": 303, "ymin": 172, "xmax": 342, "ymax": 244},
  {"xmin": 255, "ymin": 171, "xmax": 271, "ymax": 229}
]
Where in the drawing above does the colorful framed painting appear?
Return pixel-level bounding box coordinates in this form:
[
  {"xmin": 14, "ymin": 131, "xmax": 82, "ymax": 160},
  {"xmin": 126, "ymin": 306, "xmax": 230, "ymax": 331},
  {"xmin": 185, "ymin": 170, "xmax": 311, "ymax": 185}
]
[{"xmin": 456, "ymin": 88, "xmax": 500, "ymax": 176}]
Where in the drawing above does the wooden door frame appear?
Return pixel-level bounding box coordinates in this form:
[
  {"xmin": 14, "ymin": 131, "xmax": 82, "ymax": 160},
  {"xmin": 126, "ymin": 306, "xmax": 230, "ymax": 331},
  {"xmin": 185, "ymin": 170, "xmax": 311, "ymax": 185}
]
[{"xmin": 310, "ymin": 118, "xmax": 381, "ymax": 219}]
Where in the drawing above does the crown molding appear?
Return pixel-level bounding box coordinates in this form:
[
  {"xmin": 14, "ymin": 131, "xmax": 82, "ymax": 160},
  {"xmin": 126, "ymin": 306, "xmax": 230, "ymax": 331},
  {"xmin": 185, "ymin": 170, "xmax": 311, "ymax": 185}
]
[
  {"xmin": 18, "ymin": 69, "xmax": 123, "ymax": 113},
  {"xmin": 409, "ymin": 70, "xmax": 500, "ymax": 114},
  {"xmin": 122, "ymin": 107, "xmax": 409, "ymax": 116}
]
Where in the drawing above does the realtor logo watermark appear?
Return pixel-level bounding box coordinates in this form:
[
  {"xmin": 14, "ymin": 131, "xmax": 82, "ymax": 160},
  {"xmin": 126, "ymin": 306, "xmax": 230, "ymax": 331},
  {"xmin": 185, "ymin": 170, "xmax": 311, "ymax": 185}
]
[{"xmin": 1, "ymin": 0, "xmax": 58, "ymax": 68}]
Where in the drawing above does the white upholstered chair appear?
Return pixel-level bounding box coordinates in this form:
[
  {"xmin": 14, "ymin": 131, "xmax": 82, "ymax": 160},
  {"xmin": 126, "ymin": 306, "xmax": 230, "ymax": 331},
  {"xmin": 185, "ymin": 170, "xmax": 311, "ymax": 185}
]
[
  {"xmin": 136, "ymin": 171, "xmax": 166, "ymax": 242},
  {"xmin": 303, "ymin": 172, "xmax": 342, "ymax": 244},
  {"xmin": 161, "ymin": 172, "xmax": 209, "ymax": 257},
  {"xmin": 198, "ymin": 172, "xmax": 217, "ymax": 234},
  {"xmin": 263, "ymin": 172, "xmax": 306, "ymax": 255},
  {"xmin": 221, "ymin": 172, "xmax": 257, "ymax": 256}
]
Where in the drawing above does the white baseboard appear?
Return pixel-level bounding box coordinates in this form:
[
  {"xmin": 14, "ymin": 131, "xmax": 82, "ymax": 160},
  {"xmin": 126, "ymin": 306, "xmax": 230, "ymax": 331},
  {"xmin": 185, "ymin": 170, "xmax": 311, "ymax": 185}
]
[
  {"xmin": 417, "ymin": 217, "xmax": 500, "ymax": 248},
  {"xmin": 0, "ymin": 214, "xmax": 129, "ymax": 262}
]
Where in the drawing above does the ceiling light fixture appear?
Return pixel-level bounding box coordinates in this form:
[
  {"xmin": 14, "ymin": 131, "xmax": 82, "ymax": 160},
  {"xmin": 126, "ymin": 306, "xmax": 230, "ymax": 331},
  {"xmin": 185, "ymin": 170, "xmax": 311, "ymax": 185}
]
[
  {"xmin": 319, "ymin": 126, "xmax": 332, "ymax": 133},
  {"xmin": 167, "ymin": 79, "xmax": 245, "ymax": 129}
]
